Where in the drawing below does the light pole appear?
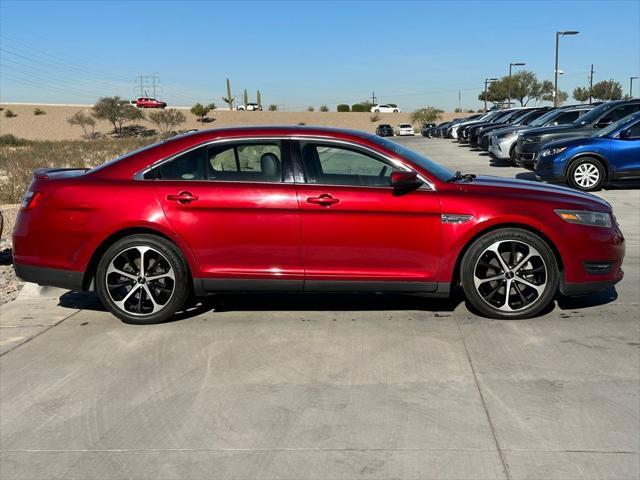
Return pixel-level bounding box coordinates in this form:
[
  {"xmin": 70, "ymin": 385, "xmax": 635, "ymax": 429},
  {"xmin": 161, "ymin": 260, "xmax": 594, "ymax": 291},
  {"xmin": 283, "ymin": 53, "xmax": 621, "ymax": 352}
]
[
  {"xmin": 630, "ymin": 77, "xmax": 639, "ymax": 98},
  {"xmin": 508, "ymin": 62, "xmax": 526, "ymax": 108},
  {"xmin": 484, "ymin": 78, "xmax": 498, "ymax": 112},
  {"xmin": 554, "ymin": 30, "xmax": 579, "ymax": 107}
]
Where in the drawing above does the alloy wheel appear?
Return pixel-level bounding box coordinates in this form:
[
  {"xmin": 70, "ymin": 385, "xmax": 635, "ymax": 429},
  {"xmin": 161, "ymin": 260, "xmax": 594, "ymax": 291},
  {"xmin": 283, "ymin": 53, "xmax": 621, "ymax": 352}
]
[
  {"xmin": 105, "ymin": 246, "xmax": 175, "ymax": 316},
  {"xmin": 473, "ymin": 240, "xmax": 547, "ymax": 312},
  {"xmin": 573, "ymin": 163, "xmax": 600, "ymax": 189}
]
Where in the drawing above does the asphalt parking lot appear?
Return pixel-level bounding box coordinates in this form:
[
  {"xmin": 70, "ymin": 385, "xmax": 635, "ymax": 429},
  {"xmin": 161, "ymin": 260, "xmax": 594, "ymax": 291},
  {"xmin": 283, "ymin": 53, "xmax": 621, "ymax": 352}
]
[{"xmin": 1, "ymin": 136, "xmax": 638, "ymax": 480}]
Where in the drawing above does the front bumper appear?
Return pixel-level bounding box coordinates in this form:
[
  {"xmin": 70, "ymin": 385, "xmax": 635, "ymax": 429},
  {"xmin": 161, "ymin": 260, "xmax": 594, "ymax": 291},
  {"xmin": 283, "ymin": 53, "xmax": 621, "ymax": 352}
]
[
  {"xmin": 515, "ymin": 141, "xmax": 540, "ymax": 168},
  {"xmin": 488, "ymin": 135, "xmax": 515, "ymax": 160}
]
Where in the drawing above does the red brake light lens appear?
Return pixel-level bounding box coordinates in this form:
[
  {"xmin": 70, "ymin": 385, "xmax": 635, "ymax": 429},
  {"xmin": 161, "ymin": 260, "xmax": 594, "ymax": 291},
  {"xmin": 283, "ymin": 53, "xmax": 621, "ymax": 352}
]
[{"xmin": 21, "ymin": 191, "xmax": 43, "ymax": 210}]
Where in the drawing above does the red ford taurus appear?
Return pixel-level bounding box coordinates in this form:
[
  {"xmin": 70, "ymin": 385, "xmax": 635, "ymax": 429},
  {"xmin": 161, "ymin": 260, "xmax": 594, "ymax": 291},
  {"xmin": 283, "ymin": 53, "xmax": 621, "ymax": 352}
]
[{"xmin": 12, "ymin": 127, "xmax": 625, "ymax": 323}]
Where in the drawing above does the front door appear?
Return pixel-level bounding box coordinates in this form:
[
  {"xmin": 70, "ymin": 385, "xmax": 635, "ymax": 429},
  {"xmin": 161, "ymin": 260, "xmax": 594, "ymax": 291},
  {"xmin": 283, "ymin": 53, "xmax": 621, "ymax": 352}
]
[
  {"xmin": 151, "ymin": 139, "xmax": 303, "ymax": 290},
  {"xmin": 611, "ymin": 120, "xmax": 640, "ymax": 178},
  {"xmin": 293, "ymin": 140, "xmax": 441, "ymax": 291}
]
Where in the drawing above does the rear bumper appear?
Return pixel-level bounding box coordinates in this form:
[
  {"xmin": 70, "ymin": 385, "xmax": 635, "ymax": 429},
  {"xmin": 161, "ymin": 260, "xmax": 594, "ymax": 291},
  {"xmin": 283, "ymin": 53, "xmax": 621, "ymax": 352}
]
[{"xmin": 14, "ymin": 262, "xmax": 84, "ymax": 291}]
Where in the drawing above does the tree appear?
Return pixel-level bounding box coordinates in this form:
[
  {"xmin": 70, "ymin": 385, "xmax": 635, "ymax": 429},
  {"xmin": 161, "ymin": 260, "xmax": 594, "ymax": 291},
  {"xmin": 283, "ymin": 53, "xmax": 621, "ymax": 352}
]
[
  {"xmin": 190, "ymin": 103, "xmax": 211, "ymax": 121},
  {"xmin": 410, "ymin": 107, "xmax": 443, "ymax": 125},
  {"xmin": 307, "ymin": 106, "xmax": 315, "ymax": 112},
  {"xmin": 92, "ymin": 96, "xmax": 144, "ymax": 134},
  {"xmin": 319, "ymin": 105, "xmax": 329, "ymax": 112},
  {"xmin": 222, "ymin": 78, "xmax": 234, "ymax": 110},
  {"xmin": 573, "ymin": 86, "xmax": 591, "ymax": 103},
  {"xmin": 478, "ymin": 71, "xmax": 555, "ymax": 107},
  {"xmin": 67, "ymin": 110, "xmax": 96, "ymax": 136},
  {"xmin": 590, "ymin": 80, "xmax": 623, "ymax": 101},
  {"xmin": 148, "ymin": 108, "xmax": 186, "ymax": 135}
]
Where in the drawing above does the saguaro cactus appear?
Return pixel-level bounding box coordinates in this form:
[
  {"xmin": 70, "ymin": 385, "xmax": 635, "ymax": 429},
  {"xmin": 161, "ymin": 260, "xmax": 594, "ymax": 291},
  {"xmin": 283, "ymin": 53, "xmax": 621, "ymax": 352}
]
[
  {"xmin": 243, "ymin": 89, "xmax": 248, "ymax": 109},
  {"xmin": 257, "ymin": 90, "xmax": 262, "ymax": 110},
  {"xmin": 222, "ymin": 78, "xmax": 234, "ymax": 110}
]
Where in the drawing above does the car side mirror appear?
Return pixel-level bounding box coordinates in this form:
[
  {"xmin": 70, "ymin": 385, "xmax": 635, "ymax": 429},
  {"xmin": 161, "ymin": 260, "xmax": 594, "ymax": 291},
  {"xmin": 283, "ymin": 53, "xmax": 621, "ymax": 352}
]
[
  {"xmin": 594, "ymin": 118, "xmax": 613, "ymax": 129},
  {"xmin": 390, "ymin": 171, "xmax": 422, "ymax": 189}
]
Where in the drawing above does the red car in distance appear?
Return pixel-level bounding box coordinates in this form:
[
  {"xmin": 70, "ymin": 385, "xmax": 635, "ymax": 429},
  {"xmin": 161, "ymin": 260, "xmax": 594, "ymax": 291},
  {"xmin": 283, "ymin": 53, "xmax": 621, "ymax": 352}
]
[
  {"xmin": 13, "ymin": 127, "xmax": 625, "ymax": 324},
  {"xmin": 135, "ymin": 97, "xmax": 167, "ymax": 108}
]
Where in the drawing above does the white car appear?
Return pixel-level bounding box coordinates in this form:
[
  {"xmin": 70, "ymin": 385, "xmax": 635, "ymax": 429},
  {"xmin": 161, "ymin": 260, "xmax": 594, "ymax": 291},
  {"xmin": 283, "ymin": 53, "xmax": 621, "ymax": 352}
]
[
  {"xmin": 395, "ymin": 124, "xmax": 415, "ymax": 136},
  {"xmin": 236, "ymin": 103, "xmax": 262, "ymax": 111},
  {"xmin": 371, "ymin": 104, "xmax": 400, "ymax": 113}
]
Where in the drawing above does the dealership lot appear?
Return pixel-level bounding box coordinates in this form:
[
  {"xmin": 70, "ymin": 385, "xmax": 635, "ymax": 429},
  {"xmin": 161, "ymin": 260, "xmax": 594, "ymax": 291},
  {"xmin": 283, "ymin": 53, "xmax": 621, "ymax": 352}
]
[{"xmin": 1, "ymin": 137, "xmax": 638, "ymax": 479}]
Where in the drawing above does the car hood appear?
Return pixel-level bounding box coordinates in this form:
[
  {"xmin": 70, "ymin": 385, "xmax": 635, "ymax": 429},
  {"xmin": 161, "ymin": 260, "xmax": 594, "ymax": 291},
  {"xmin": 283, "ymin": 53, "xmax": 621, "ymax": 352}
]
[
  {"xmin": 459, "ymin": 175, "xmax": 611, "ymax": 211},
  {"xmin": 520, "ymin": 123, "xmax": 586, "ymax": 137},
  {"xmin": 541, "ymin": 135, "xmax": 604, "ymax": 151},
  {"xmin": 491, "ymin": 125, "xmax": 522, "ymax": 137}
]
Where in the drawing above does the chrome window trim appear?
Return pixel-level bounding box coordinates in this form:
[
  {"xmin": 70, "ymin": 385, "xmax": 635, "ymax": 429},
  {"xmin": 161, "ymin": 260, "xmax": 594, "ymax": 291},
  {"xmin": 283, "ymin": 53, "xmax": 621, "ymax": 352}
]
[{"xmin": 133, "ymin": 134, "xmax": 436, "ymax": 191}]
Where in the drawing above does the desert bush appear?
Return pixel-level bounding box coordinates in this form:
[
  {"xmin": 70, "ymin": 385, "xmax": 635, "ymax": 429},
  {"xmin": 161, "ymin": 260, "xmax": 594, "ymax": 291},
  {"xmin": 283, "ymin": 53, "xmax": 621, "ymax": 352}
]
[
  {"xmin": 67, "ymin": 111, "xmax": 96, "ymax": 137},
  {"xmin": 4, "ymin": 109, "xmax": 17, "ymax": 118},
  {"xmin": 268, "ymin": 104, "xmax": 278, "ymax": 111},
  {"xmin": 149, "ymin": 108, "xmax": 186, "ymax": 135},
  {"xmin": 33, "ymin": 107, "xmax": 46, "ymax": 115},
  {"xmin": 410, "ymin": 106, "xmax": 444, "ymax": 125},
  {"xmin": 319, "ymin": 105, "xmax": 329, "ymax": 112},
  {"xmin": 0, "ymin": 135, "xmax": 31, "ymax": 147},
  {"xmin": 370, "ymin": 112, "xmax": 380, "ymax": 122},
  {"xmin": 307, "ymin": 106, "xmax": 315, "ymax": 112},
  {"xmin": 337, "ymin": 104, "xmax": 350, "ymax": 112},
  {"xmin": 351, "ymin": 104, "xmax": 366, "ymax": 112},
  {"xmin": 0, "ymin": 137, "xmax": 157, "ymax": 203},
  {"xmin": 92, "ymin": 96, "xmax": 145, "ymax": 134},
  {"xmin": 190, "ymin": 103, "xmax": 211, "ymax": 122}
]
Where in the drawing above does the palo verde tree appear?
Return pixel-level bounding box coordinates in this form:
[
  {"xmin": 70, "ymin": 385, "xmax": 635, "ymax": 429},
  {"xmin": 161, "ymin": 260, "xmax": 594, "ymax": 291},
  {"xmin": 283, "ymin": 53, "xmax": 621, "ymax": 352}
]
[
  {"xmin": 590, "ymin": 80, "xmax": 623, "ymax": 101},
  {"xmin": 148, "ymin": 108, "xmax": 186, "ymax": 136},
  {"xmin": 190, "ymin": 103, "xmax": 214, "ymax": 121},
  {"xmin": 67, "ymin": 110, "xmax": 96, "ymax": 137},
  {"xmin": 409, "ymin": 106, "xmax": 444, "ymax": 125},
  {"xmin": 92, "ymin": 96, "xmax": 144, "ymax": 134}
]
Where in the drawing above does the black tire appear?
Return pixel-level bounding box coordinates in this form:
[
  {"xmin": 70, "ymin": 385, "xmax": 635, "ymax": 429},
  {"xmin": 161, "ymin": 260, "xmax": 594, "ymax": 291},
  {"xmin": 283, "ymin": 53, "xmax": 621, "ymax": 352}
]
[
  {"xmin": 508, "ymin": 144, "xmax": 517, "ymax": 165},
  {"xmin": 567, "ymin": 157, "xmax": 605, "ymax": 191},
  {"xmin": 374, "ymin": 109, "xmax": 380, "ymax": 113},
  {"xmin": 393, "ymin": 109, "xmax": 399, "ymax": 113},
  {"xmin": 96, "ymin": 234, "xmax": 191, "ymax": 324},
  {"xmin": 461, "ymin": 228, "xmax": 559, "ymax": 320}
]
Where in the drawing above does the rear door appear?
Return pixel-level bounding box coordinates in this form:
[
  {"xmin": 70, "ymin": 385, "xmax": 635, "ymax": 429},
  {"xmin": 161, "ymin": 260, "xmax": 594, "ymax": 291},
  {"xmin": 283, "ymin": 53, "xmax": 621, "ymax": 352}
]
[
  {"xmin": 293, "ymin": 139, "xmax": 441, "ymax": 291},
  {"xmin": 151, "ymin": 138, "xmax": 303, "ymax": 290}
]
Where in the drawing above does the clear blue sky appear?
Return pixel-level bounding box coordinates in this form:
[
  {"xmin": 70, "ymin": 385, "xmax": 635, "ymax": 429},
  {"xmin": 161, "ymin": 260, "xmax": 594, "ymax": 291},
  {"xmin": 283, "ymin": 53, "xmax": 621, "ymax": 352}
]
[{"xmin": 1, "ymin": 0, "xmax": 638, "ymax": 110}]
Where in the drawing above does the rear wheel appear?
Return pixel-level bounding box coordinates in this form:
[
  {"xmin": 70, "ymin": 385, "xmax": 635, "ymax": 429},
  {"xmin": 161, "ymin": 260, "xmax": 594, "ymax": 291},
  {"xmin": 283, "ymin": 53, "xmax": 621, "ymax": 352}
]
[
  {"xmin": 96, "ymin": 234, "xmax": 190, "ymax": 324},
  {"xmin": 461, "ymin": 228, "xmax": 558, "ymax": 319},
  {"xmin": 567, "ymin": 157, "xmax": 605, "ymax": 191}
]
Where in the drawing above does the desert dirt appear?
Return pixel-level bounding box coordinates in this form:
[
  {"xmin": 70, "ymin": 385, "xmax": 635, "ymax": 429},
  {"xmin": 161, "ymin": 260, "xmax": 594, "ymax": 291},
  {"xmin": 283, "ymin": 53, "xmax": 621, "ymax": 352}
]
[{"xmin": 0, "ymin": 104, "xmax": 466, "ymax": 141}]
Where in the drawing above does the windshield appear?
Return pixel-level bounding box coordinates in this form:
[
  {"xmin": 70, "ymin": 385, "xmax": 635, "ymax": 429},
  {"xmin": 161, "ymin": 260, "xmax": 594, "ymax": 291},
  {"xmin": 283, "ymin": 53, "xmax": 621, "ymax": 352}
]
[
  {"xmin": 529, "ymin": 109, "xmax": 562, "ymax": 127},
  {"xmin": 370, "ymin": 135, "xmax": 453, "ymax": 182},
  {"xmin": 576, "ymin": 102, "xmax": 613, "ymax": 125},
  {"xmin": 595, "ymin": 113, "xmax": 639, "ymax": 137}
]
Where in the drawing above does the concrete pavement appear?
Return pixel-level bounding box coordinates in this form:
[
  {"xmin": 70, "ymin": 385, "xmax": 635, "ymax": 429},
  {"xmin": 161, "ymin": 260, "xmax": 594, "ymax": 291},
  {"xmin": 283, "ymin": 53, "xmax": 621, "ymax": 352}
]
[{"xmin": 1, "ymin": 137, "xmax": 638, "ymax": 479}]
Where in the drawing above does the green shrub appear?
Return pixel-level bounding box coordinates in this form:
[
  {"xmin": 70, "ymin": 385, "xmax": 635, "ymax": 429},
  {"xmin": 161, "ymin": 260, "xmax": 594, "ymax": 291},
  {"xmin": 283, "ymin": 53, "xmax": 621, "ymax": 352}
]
[
  {"xmin": 0, "ymin": 134, "xmax": 31, "ymax": 147},
  {"xmin": 307, "ymin": 106, "xmax": 315, "ymax": 112},
  {"xmin": 33, "ymin": 107, "xmax": 46, "ymax": 115},
  {"xmin": 148, "ymin": 109, "xmax": 187, "ymax": 135},
  {"xmin": 268, "ymin": 104, "xmax": 278, "ymax": 111},
  {"xmin": 4, "ymin": 109, "xmax": 17, "ymax": 118},
  {"xmin": 319, "ymin": 105, "xmax": 329, "ymax": 112},
  {"xmin": 351, "ymin": 104, "xmax": 366, "ymax": 112},
  {"xmin": 190, "ymin": 103, "xmax": 211, "ymax": 121},
  {"xmin": 337, "ymin": 104, "xmax": 350, "ymax": 112},
  {"xmin": 370, "ymin": 112, "xmax": 380, "ymax": 122}
]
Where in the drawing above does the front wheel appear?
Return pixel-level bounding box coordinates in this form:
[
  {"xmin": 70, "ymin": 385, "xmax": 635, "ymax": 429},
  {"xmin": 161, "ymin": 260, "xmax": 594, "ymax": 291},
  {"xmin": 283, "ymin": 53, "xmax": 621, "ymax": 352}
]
[
  {"xmin": 461, "ymin": 228, "xmax": 559, "ymax": 319},
  {"xmin": 96, "ymin": 234, "xmax": 191, "ymax": 324},
  {"xmin": 567, "ymin": 157, "xmax": 605, "ymax": 191}
]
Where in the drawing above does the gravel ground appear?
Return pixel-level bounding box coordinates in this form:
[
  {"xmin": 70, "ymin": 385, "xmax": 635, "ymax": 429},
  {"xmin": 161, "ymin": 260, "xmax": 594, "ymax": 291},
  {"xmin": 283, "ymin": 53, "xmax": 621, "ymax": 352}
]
[{"xmin": 0, "ymin": 204, "xmax": 21, "ymax": 305}]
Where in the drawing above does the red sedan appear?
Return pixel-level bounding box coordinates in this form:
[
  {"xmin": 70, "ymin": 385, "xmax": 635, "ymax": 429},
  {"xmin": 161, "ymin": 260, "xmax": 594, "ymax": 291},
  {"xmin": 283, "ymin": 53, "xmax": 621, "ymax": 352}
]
[
  {"xmin": 13, "ymin": 127, "xmax": 624, "ymax": 324},
  {"xmin": 135, "ymin": 97, "xmax": 167, "ymax": 109}
]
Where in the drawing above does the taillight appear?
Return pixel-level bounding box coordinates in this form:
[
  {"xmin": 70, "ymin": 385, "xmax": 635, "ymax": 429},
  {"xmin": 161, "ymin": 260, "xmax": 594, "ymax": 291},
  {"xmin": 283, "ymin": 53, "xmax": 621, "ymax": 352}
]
[{"xmin": 21, "ymin": 191, "xmax": 43, "ymax": 209}]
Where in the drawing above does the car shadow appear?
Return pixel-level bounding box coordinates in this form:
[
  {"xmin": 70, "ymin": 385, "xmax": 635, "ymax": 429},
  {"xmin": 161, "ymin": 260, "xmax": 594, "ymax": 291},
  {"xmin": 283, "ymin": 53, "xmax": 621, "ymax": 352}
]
[
  {"xmin": 556, "ymin": 287, "xmax": 618, "ymax": 310},
  {"xmin": 490, "ymin": 159, "xmax": 516, "ymax": 168},
  {"xmin": 57, "ymin": 291, "xmax": 466, "ymax": 323},
  {"xmin": 515, "ymin": 172, "xmax": 538, "ymax": 181}
]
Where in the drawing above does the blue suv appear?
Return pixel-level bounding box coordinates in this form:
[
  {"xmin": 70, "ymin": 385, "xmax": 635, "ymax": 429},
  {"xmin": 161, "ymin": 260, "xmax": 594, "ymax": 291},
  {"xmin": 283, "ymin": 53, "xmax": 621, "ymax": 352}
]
[{"xmin": 535, "ymin": 112, "xmax": 640, "ymax": 191}]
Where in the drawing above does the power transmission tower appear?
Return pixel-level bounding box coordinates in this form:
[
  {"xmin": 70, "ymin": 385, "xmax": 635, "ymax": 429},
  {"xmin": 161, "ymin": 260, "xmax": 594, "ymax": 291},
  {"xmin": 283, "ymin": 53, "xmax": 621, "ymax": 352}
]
[
  {"xmin": 371, "ymin": 91, "xmax": 377, "ymax": 104},
  {"xmin": 134, "ymin": 73, "xmax": 162, "ymax": 98}
]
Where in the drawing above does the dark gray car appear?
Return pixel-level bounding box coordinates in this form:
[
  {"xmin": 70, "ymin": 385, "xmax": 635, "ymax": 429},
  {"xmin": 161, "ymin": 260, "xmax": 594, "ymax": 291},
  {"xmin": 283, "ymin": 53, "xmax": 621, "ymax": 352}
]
[{"xmin": 515, "ymin": 100, "xmax": 640, "ymax": 168}]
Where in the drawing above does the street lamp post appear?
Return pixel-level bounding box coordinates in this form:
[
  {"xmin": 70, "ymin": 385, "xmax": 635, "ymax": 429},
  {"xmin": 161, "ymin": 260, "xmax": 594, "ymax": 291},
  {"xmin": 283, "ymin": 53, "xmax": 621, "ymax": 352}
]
[
  {"xmin": 554, "ymin": 31, "xmax": 579, "ymax": 107},
  {"xmin": 484, "ymin": 77, "xmax": 498, "ymax": 112},
  {"xmin": 630, "ymin": 76, "xmax": 639, "ymax": 98},
  {"xmin": 508, "ymin": 62, "xmax": 526, "ymax": 108}
]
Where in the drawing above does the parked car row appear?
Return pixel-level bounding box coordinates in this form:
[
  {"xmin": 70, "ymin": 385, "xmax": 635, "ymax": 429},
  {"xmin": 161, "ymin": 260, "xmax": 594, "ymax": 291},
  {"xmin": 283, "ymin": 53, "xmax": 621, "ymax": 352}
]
[
  {"xmin": 428, "ymin": 99, "xmax": 640, "ymax": 191},
  {"xmin": 375, "ymin": 123, "xmax": 417, "ymax": 137}
]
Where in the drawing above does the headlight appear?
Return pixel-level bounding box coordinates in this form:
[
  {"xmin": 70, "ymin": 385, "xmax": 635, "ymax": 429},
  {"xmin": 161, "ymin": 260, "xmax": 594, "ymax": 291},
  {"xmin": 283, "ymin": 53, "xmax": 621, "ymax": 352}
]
[
  {"xmin": 524, "ymin": 136, "xmax": 542, "ymax": 143},
  {"xmin": 555, "ymin": 210, "xmax": 612, "ymax": 228},
  {"xmin": 542, "ymin": 146, "xmax": 567, "ymax": 157}
]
